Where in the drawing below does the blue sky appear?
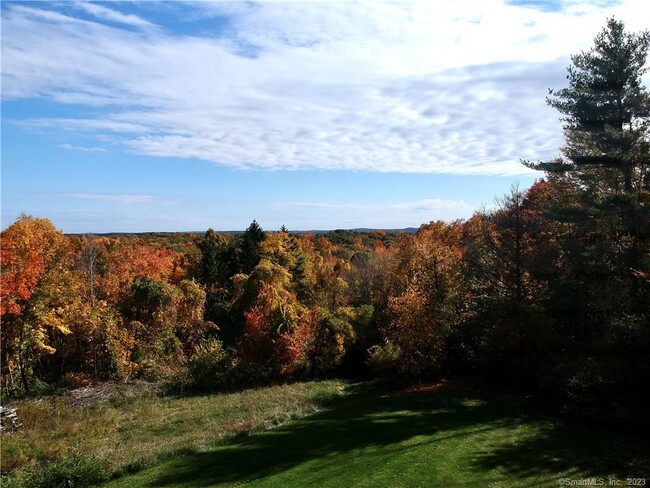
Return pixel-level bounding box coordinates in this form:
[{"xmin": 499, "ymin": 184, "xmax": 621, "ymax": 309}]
[{"xmin": 1, "ymin": 0, "xmax": 647, "ymax": 232}]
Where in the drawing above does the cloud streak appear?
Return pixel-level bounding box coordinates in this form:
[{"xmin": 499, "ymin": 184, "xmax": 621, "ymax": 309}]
[
  {"xmin": 60, "ymin": 193, "xmax": 177, "ymax": 205},
  {"xmin": 276, "ymin": 199, "xmax": 472, "ymax": 212},
  {"xmin": 73, "ymin": 2, "xmax": 155, "ymax": 29},
  {"xmin": 3, "ymin": 0, "xmax": 647, "ymax": 175},
  {"xmin": 59, "ymin": 143, "xmax": 107, "ymax": 152}
]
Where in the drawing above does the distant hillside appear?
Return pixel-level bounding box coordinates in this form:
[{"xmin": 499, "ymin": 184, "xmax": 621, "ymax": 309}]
[
  {"xmin": 64, "ymin": 228, "xmax": 419, "ymax": 253},
  {"xmin": 66, "ymin": 227, "xmax": 420, "ymax": 237}
]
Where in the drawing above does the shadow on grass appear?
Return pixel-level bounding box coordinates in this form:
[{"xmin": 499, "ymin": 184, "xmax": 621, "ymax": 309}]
[
  {"xmin": 471, "ymin": 418, "xmax": 650, "ymax": 480},
  {"xmin": 127, "ymin": 381, "xmax": 649, "ymax": 487}
]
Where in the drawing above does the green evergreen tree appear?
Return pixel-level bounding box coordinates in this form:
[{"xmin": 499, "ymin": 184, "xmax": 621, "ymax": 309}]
[
  {"xmin": 525, "ymin": 19, "xmax": 650, "ymax": 421},
  {"xmin": 540, "ymin": 18, "xmax": 649, "ymax": 194},
  {"xmin": 239, "ymin": 220, "xmax": 266, "ymax": 274},
  {"xmin": 196, "ymin": 229, "xmax": 231, "ymax": 289}
]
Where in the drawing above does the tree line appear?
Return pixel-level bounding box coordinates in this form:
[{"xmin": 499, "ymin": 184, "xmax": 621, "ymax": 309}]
[{"xmin": 1, "ymin": 18, "xmax": 648, "ymax": 426}]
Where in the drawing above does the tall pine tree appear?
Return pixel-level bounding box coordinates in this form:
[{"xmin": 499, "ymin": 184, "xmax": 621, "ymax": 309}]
[
  {"xmin": 239, "ymin": 220, "xmax": 266, "ymax": 275},
  {"xmin": 537, "ymin": 18, "xmax": 649, "ymax": 195}
]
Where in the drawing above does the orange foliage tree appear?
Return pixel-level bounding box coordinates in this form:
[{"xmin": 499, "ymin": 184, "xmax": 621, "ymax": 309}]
[
  {"xmin": 0, "ymin": 215, "xmax": 71, "ymax": 391},
  {"xmin": 376, "ymin": 222, "xmax": 464, "ymax": 379}
]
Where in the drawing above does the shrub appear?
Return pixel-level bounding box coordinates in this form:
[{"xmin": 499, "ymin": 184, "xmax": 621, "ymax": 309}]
[
  {"xmin": 181, "ymin": 339, "xmax": 237, "ymax": 392},
  {"xmin": 367, "ymin": 341, "xmax": 403, "ymax": 382}
]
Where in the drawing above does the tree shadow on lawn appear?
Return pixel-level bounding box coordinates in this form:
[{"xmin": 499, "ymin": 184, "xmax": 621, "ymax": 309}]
[
  {"xmin": 138, "ymin": 382, "xmax": 649, "ymax": 487},
  {"xmin": 471, "ymin": 416, "xmax": 650, "ymax": 481}
]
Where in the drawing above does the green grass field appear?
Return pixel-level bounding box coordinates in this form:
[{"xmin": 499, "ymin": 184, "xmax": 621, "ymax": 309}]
[
  {"xmin": 105, "ymin": 380, "xmax": 649, "ymax": 488},
  {"xmin": 1, "ymin": 380, "xmax": 346, "ymax": 487}
]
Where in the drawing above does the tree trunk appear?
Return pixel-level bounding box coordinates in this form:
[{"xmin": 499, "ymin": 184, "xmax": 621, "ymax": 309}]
[{"xmin": 18, "ymin": 322, "xmax": 29, "ymax": 393}]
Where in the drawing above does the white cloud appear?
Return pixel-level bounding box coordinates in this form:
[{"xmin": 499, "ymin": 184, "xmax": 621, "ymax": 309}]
[
  {"xmin": 30, "ymin": 118, "xmax": 152, "ymax": 133},
  {"xmin": 60, "ymin": 193, "xmax": 176, "ymax": 205},
  {"xmin": 59, "ymin": 143, "xmax": 107, "ymax": 152},
  {"xmin": 2, "ymin": 0, "xmax": 647, "ymax": 175},
  {"xmin": 276, "ymin": 199, "xmax": 472, "ymax": 212},
  {"xmin": 73, "ymin": 2, "xmax": 155, "ymax": 29}
]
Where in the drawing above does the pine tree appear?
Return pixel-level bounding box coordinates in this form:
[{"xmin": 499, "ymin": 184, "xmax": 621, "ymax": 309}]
[
  {"xmin": 538, "ymin": 18, "xmax": 650, "ymax": 195},
  {"xmin": 239, "ymin": 220, "xmax": 266, "ymax": 274},
  {"xmin": 197, "ymin": 229, "xmax": 230, "ymax": 289}
]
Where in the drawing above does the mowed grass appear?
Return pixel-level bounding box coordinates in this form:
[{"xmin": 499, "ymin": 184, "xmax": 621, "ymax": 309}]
[
  {"xmin": 1, "ymin": 380, "xmax": 346, "ymax": 486},
  {"xmin": 106, "ymin": 380, "xmax": 650, "ymax": 488}
]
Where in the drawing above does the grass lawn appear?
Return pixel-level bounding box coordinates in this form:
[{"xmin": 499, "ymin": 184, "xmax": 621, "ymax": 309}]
[
  {"xmin": 1, "ymin": 380, "xmax": 346, "ymax": 487},
  {"xmin": 105, "ymin": 380, "xmax": 649, "ymax": 488}
]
